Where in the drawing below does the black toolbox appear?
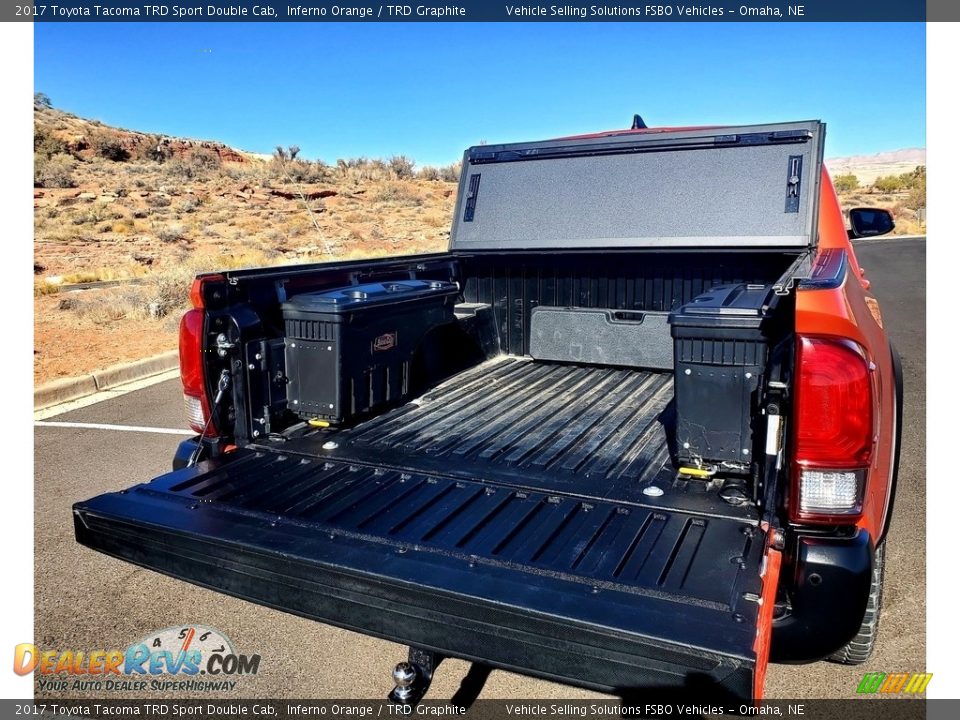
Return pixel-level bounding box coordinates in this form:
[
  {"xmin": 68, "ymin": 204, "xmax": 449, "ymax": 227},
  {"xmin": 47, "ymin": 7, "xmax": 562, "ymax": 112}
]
[
  {"xmin": 669, "ymin": 284, "xmax": 780, "ymax": 468},
  {"xmin": 283, "ymin": 280, "xmax": 459, "ymax": 423}
]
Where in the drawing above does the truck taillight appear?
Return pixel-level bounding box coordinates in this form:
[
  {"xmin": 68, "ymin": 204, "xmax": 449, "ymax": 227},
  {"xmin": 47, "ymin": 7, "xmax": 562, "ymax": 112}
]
[
  {"xmin": 179, "ymin": 274, "xmax": 224, "ymax": 436},
  {"xmin": 791, "ymin": 336, "xmax": 875, "ymax": 523},
  {"xmin": 179, "ymin": 308, "xmax": 216, "ymax": 436}
]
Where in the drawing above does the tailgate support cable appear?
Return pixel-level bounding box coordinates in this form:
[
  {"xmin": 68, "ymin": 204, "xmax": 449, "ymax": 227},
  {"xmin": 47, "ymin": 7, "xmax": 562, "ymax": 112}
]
[{"xmin": 188, "ymin": 370, "xmax": 232, "ymax": 467}]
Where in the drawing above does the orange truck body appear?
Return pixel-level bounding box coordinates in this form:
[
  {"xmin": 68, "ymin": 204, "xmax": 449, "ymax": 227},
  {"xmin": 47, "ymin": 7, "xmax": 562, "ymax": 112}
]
[{"xmin": 799, "ymin": 168, "xmax": 897, "ymax": 542}]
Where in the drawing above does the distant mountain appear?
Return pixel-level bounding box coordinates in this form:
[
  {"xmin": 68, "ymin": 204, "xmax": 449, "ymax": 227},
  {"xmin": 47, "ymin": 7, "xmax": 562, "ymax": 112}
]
[{"xmin": 825, "ymin": 148, "xmax": 926, "ymax": 184}]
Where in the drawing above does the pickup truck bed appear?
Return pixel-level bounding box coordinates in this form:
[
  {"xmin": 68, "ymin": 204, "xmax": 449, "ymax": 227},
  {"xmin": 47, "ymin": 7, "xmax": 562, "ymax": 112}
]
[
  {"xmin": 74, "ymin": 120, "xmax": 897, "ymax": 700},
  {"xmin": 74, "ymin": 357, "xmax": 765, "ymax": 699}
]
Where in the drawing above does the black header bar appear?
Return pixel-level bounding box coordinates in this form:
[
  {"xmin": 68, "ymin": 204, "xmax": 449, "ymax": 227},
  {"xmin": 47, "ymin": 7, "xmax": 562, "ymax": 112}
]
[{"xmin": 9, "ymin": 1, "xmax": 941, "ymax": 23}]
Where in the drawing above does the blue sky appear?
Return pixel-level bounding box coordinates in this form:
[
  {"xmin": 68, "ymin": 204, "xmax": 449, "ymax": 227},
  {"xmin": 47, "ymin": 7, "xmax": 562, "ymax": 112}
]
[{"xmin": 35, "ymin": 22, "xmax": 925, "ymax": 165}]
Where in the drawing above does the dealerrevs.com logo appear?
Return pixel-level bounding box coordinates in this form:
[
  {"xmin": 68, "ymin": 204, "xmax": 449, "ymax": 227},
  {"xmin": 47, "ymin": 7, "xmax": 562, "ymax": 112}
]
[{"xmin": 14, "ymin": 625, "xmax": 261, "ymax": 693}]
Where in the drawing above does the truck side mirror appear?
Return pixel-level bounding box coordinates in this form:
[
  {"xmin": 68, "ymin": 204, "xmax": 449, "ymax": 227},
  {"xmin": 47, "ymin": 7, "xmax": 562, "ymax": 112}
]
[{"xmin": 848, "ymin": 207, "xmax": 895, "ymax": 239}]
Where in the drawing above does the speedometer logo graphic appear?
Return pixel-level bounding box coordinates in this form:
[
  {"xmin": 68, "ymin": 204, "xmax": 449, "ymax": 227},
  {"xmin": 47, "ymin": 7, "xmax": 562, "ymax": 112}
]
[{"xmin": 133, "ymin": 624, "xmax": 234, "ymax": 671}]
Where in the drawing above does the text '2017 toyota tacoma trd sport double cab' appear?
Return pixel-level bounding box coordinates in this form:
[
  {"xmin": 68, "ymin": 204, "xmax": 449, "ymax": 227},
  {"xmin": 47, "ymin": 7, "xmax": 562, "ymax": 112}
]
[{"xmin": 74, "ymin": 120, "xmax": 901, "ymax": 702}]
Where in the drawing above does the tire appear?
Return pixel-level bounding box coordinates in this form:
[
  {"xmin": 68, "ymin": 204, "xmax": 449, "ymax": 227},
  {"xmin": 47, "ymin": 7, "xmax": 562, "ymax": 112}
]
[{"xmin": 828, "ymin": 541, "xmax": 885, "ymax": 665}]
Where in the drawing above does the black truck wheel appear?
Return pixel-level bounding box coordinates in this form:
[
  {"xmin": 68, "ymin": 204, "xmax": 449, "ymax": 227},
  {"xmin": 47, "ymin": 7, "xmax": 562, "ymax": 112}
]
[{"xmin": 828, "ymin": 541, "xmax": 885, "ymax": 665}]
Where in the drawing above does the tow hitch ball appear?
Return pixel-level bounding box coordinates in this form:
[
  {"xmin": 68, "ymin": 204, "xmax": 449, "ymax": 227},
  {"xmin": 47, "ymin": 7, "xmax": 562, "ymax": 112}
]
[{"xmin": 389, "ymin": 648, "xmax": 444, "ymax": 707}]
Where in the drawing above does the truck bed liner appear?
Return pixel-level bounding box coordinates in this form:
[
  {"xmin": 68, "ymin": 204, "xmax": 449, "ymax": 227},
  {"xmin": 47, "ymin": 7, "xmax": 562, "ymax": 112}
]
[
  {"xmin": 349, "ymin": 356, "xmax": 671, "ymax": 480},
  {"xmin": 74, "ymin": 358, "xmax": 766, "ymax": 699},
  {"xmin": 275, "ymin": 357, "xmax": 752, "ymax": 520}
]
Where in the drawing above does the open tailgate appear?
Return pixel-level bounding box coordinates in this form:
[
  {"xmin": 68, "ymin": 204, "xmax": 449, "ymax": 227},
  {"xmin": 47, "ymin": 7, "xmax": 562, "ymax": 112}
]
[{"xmin": 75, "ymin": 448, "xmax": 781, "ymax": 700}]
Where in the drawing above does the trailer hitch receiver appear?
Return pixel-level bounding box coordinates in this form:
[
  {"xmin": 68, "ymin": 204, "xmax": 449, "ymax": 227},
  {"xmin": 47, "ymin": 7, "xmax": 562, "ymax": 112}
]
[{"xmin": 388, "ymin": 648, "xmax": 444, "ymax": 707}]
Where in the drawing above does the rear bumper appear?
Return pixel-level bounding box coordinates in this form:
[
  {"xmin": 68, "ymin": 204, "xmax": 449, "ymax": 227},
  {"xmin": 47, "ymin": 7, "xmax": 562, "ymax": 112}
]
[{"xmin": 770, "ymin": 529, "xmax": 874, "ymax": 662}]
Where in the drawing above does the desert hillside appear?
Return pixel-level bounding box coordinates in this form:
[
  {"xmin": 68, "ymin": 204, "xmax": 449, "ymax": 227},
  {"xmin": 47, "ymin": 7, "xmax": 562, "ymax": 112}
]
[
  {"xmin": 33, "ymin": 101, "xmax": 926, "ymax": 386},
  {"xmin": 34, "ymin": 100, "xmax": 459, "ymax": 383}
]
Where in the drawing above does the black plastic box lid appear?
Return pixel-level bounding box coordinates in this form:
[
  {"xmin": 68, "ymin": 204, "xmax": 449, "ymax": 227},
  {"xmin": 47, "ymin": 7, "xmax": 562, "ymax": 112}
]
[
  {"xmin": 669, "ymin": 284, "xmax": 775, "ymax": 329},
  {"xmin": 283, "ymin": 280, "xmax": 459, "ymax": 314}
]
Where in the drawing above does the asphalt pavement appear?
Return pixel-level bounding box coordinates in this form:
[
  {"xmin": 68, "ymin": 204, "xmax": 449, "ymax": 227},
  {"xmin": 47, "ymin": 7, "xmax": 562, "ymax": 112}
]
[{"xmin": 33, "ymin": 236, "xmax": 925, "ymax": 701}]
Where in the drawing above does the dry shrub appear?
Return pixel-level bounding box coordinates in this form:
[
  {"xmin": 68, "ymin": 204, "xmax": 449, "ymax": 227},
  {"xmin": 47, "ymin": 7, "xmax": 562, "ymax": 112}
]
[
  {"xmin": 164, "ymin": 148, "xmax": 221, "ymax": 181},
  {"xmin": 422, "ymin": 211, "xmax": 449, "ymax": 228},
  {"xmin": 439, "ymin": 162, "xmax": 461, "ymax": 183},
  {"xmin": 156, "ymin": 222, "xmax": 186, "ymax": 242},
  {"xmin": 139, "ymin": 267, "xmax": 195, "ymax": 317},
  {"xmin": 91, "ymin": 133, "xmax": 130, "ymax": 161},
  {"xmin": 74, "ymin": 204, "xmax": 112, "ymax": 225},
  {"xmin": 35, "ymin": 153, "xmax": 76, "ymax": 188},
  {"xmin": 134, "ymin": 134, "xmax": 173, "ymax": 163},
  {"xmin": 906, "ymin": 167, "xmax": 925, "ymax": 210},
  {"xmin": 34, "ymin": 128, "xmax": 71, "ymax": 159},
  {"xmin": 388, "ymin": 155, "xmax": 415, "ymax": 179},
  {"xmin": 63, "ymin": 270, "xmax": 104, "ymax": 284},
  {"xmin": 271, "ymin": 158, "xmax": 329, "ymax": 184},
  {"xmin": 833, "ymin": 173, "xmax": 859, "ymax": 192},
  {"xmin": 34, "ymin": 279, "xmax": 61, "ymax": 296},
  {"xmin": 71, "ymin": 293, "xmax": 129, "ymax": 323},
  {"xmin": 189, "ymin": 148, "xmax": 222, "ymax": 171},
  {"xmin": 70, "ymin": 263, "xmax": 205, "ymax": 322},
  {"xmin": 177, "ymin": 196, "xmax": 202, "ymax": 213},
  {"xmin": 372, "ymin": 181, "xmax": 425, "ymax": 206},
  {"xmin": 334, "ymin": 158, "xmax": 392, "ymax": 183}
]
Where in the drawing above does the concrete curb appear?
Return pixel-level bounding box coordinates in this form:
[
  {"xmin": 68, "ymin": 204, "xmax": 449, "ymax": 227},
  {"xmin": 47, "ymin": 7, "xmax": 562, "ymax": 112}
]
[{"xmin": 35, "ymin": 350, "xmax": 179, "ymax": 410}]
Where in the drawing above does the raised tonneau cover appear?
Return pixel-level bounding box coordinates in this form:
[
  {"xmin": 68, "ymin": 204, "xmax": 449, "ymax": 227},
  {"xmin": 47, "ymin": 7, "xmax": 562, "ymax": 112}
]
[{"xmin": 450, "ymin": 120, "xmax": 824, "ymax": 251}]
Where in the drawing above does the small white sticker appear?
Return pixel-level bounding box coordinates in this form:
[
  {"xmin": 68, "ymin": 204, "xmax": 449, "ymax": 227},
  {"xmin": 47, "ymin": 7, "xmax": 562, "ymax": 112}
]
[{"xmin": 766, "ymin": 415, "xmax": 783, "ymax": 456}]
